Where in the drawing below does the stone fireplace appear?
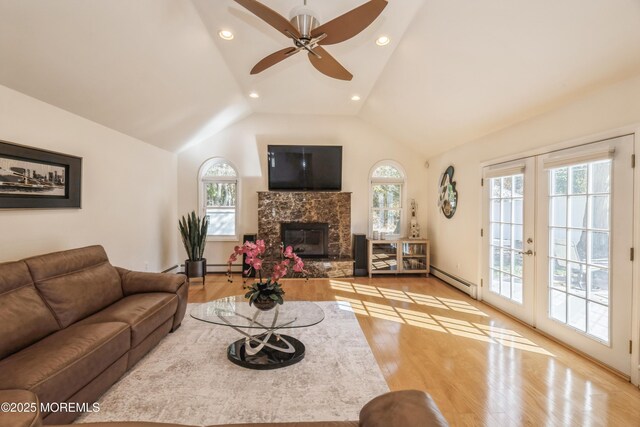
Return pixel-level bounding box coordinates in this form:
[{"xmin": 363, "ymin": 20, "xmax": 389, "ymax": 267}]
[{"xmin": 257, "ymin": 191, "xmax": 353, "ymax": 277}]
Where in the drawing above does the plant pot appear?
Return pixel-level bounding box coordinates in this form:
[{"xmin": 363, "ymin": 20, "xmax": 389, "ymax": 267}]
[
  {"xmin": 253, "ymin": 296, "xmax": 278, "ymax": 311},
  {"xmin": 185, "ymin": 259, "xmax": 206, "ymax": 278}
]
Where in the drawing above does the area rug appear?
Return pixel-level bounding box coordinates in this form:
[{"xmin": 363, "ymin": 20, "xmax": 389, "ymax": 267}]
[{"xmin": 76, "ymin": 302, "xmax": 389, "ymax": 425}]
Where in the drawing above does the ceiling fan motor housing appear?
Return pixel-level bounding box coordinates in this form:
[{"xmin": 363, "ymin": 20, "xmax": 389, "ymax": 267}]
[{"xmin": 290, "ymin": 7, "xmax": 319, "ymax": 41}]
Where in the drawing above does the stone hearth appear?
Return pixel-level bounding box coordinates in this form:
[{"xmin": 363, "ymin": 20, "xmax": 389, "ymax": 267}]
[{"xmin": 257, "ymin": 191, "xmax": 353, "ymax": 278}]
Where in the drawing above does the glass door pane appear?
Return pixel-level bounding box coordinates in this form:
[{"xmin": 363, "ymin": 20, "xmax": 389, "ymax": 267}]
[
  {"xmin": 401, "ymin": 242, "xmax": 428, "ymax": 271},
  {"xmin": 488, "ymin": 174, "xmax": 525, "ymax": 303},
  {"xmin": 547, "ymin": 161, "xmax": 611, "ymax": 343},
  {"xmin": 370, "ymin": 242, "xmax": 398, "ymax": 272}
]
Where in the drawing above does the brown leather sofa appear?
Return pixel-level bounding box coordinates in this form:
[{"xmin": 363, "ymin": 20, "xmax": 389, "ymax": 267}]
[
  {"xmin": 0, "ymin": 388, "xmax": 449, "ymax": 427},
  {"xmin": 0, "ymin": 246, "xmax": 188, "ymax": 425}
]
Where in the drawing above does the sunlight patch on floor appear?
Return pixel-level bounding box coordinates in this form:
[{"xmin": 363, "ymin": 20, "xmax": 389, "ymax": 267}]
[
  {"xmin": 335, "ymin": 295, "xmax": 554, "ymax": 357},
  {"xmin": 329, "ymin": 280, "xmax": 488, "ymax": 316}
]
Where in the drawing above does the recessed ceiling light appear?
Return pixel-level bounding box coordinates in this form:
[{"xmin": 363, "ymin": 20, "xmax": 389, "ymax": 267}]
[
  {"xmin": 249, "ymin": 91, "xmax": 260, "ymax": 99},
  {"xmin": 376, "ymin": 35, "xmax": 390, "ymax": 46},
  {"xmin": 351, "ymin": 95, "xmax": 361, "ymax": 101},
  {"xmin": 218, "ymin": 30, "xmax": 234, "ymax": 40}
]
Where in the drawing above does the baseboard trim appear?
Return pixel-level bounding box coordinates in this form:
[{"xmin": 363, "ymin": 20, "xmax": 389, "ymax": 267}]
[
  {"xmin": 162, "ymin": 265, "xmax": 179, "ymax": 273},
  {"xmin": 175, "ymin": 263, "xmax": 243, "ymax": 274},
  {"xmin": 430, "ymin": 265, "xmax": 478, "ymax": 298}
]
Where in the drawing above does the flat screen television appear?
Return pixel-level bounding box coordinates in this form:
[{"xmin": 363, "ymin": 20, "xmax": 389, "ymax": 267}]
[{"xmin": 268, "ymin": 145, "xmax": 342, "ymax": 191}]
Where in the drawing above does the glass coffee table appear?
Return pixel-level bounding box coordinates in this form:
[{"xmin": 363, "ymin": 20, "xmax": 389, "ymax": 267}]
[{"xmin": 190, "ymin": 296, "xmax": 325, "ymax": 370}]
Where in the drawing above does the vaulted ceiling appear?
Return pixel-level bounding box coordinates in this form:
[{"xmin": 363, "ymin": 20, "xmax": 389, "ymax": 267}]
[{"xmin": 0, "ymin": 0, "xmax": 639, "ymax": 156}]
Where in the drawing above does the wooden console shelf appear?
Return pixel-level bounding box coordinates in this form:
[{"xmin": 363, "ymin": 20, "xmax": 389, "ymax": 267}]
[{"xmin": 368, "ymin": 239, "xmax": 430, "ymax": 278}]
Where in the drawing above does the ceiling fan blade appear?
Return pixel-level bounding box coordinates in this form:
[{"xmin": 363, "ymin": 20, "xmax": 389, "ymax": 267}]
[
  {"xmin": 311, "ymin": 0, "xmax": 388, "ymax": 45},
  {"xmin": 234, "ymin": 0, "xmax": 300, "ymax": 39},
  {"xmin": 251, "ymin": 47, "xmax": 299, "ymax": 74},
  {"xmin": 307, "ymin": 46, "xmax": 353, "ymax": 81}
]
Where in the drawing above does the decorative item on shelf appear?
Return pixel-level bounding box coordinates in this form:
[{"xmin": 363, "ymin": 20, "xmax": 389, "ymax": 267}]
[
  {"xmin": 178, "ymin": 211, "xmax": 209, "ymax": 283},
  {"xmin": 409, "ymin": 199, "xmax": 421, "ymax": 239},
  {"xmin": 437, "ymin": 165, "xmax": 458, "ymax": 219},
  {"xmin": 227, "ymin": 240, "xmax": 307, "ymax": 311}
]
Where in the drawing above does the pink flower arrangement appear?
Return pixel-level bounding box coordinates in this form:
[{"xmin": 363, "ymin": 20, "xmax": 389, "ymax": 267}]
[
  {"xmin": 227, "ymin": 240, "xmax": 305, "ymax": 282},
  {"xmin": 227, "ymin": 240, "xmax": 307, "ymax": 307}
]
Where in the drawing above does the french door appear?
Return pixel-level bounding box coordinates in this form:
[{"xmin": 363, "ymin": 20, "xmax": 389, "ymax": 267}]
[
  {"xmin": 535, "ymin": 136, "xmax": 633, "ymax": 374},
  {"xmin": 482, "ymin": 158, "xmax": 536, "ymax": 325},
  {"xmin": 482, "ymin": 135, "xmax": 634, "ymax": 375}
]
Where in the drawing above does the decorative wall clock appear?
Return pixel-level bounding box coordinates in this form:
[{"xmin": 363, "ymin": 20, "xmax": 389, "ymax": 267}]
[{"xmin": 438, "ymin": 166, "xmax": 457, "ymax": 218}]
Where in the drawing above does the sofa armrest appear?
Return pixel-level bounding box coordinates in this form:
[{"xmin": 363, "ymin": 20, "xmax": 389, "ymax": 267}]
[
  {"xmin": 116, "ymin": 267, "xmax": 187, "ymax": 296},
  {"xmin": 0, "ymin": 389, "xmax": 42, "ymax": 427},
  {"xmin": 359, "ymin": 390, "xmax": 449, "ymax": 427},
  {"xmin": 117, "ymin": 268, "xmax": 189, "ymax": 332}
]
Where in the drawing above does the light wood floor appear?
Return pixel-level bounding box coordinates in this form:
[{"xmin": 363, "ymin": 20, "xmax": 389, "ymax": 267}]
[{"xmin": 188, "ymin": 275, "xmax": 640, "ymax": 426}]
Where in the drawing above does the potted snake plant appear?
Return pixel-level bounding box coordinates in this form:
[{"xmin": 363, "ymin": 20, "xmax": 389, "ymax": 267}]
[{"xmin": 178, "ymin": 211, "xmax": 209, "ymax": 280}]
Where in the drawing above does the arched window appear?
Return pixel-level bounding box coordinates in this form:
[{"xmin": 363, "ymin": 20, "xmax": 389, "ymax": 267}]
[
  {"xmin": 369, "ymin": 161, "xmax": 406, "ymax": 237},
  {"xmin": 199, "ymin": 158, "xmax": 239, "ymax": 240}
]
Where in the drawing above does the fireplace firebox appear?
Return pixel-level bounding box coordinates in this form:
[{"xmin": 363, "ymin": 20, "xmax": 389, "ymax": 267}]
[{"xmin": 281, "ymin": 222, "xmax": 329, "ymax": 258}]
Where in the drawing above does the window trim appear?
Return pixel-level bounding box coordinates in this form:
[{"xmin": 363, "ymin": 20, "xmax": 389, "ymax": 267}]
[
  {"xmin": 198, "ymin": 157, "xmax": 240, "ymax": 242},
  {"xmin": 368, "ymin": 160, "xmax": 407, "ymax": 238}
]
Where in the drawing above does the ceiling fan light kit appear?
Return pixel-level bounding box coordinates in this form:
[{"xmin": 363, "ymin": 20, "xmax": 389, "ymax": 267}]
[
  {"xmin": 234, "ymin": 0, "xmax": 388, "ymax": 81},
  {"xmin": 289, "ymin": 6, "xmax": 319, "ymax": 38}
]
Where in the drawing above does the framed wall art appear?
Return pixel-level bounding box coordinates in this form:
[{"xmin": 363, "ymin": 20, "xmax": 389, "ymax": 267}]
[{"xmin": 0, "ymin": 140, "xmax": 82, "ymax": 209}]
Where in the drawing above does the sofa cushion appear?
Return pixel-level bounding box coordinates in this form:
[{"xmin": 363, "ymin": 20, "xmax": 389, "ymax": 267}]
[
  {"xmin": 76, "ymin": 293, "xmax": 178, "ymax": 347},
  {"xmin": 0, "ymin": 260, "xmax": 33, "ymax": 293},
  {"xmin": 0, "ymin": 322, "xmax": 130, "ymax": 406},
  {"xmin": 0, "ymin": 261, "xmax": 59, "ymax": 360},
  {"xmin": 24, "ymin": 246, "xmax": 124, "ymax": 327}
]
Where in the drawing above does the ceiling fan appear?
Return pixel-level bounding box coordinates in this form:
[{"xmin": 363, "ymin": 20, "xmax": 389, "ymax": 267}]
[{"xmin": 234, "ymin": 0, "xmax": 388, "ymax": 81}]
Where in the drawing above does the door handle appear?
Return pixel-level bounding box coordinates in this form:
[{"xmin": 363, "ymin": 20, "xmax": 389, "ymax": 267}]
[{"xmin": 516, "ymin": 249, "xmax": 534, "ymax": 256}]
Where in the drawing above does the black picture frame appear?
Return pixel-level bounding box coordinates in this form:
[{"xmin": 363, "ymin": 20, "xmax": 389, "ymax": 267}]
[{"xmin": 0, "ymin": 140, "xmax": 82, "ymax": 209}]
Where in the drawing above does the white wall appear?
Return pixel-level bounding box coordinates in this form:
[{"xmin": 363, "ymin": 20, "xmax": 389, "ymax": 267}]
[
  {"xmin": 177, "ymin": 113, "xmax": 429, "ymax": 265},
  {"xmin": 0, "ymin": 85, "xmax": 177, "ymax": 271},
  {"xmin": 426, "ymin": 73, "xmax": 640, "ymax": 285}
]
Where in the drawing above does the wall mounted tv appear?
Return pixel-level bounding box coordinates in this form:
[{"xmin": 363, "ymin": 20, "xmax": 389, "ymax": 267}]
[{"xmin": 268, "ymin": 145, "xmax": 342, "ymax": 191}]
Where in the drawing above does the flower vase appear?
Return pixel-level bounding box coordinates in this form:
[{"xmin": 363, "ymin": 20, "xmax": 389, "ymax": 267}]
[{"xmin": 253, "ymin": 296, "xmax": 277, "ymax": 311}]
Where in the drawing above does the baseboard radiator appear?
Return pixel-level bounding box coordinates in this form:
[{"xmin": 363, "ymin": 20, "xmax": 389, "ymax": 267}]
[
  {"xmin": 171, "ymin": 263, "xmax": 244, "ymax": 274},
  {"xmin": 430, "ymin": 265, "xmax": 478, "ymax": 299}
]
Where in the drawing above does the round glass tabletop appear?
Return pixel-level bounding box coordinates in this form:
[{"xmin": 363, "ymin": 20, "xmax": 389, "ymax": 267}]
[{"xmin": 190, "ymin": 296, "xmax": 325, "ymax": 329}]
